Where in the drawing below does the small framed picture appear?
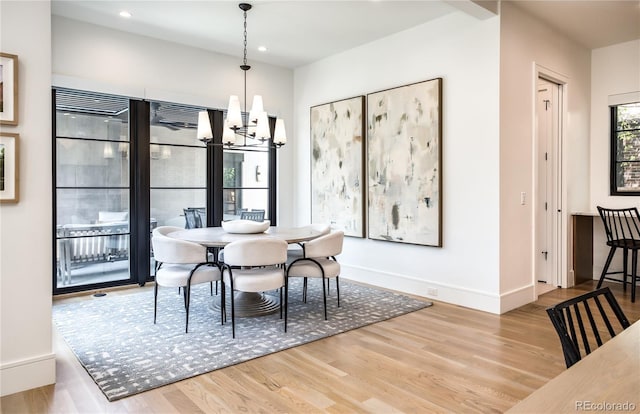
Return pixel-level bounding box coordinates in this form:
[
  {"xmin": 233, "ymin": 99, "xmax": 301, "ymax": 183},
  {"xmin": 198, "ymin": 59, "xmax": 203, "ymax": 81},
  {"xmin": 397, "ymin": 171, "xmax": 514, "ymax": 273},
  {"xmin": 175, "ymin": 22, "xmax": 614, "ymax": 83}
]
[
  {"xmin": 0, "ymin": 133, "xmax": 19, "ymax": 203},
  {"xmin": 0, "ymin": 52, "xmax": 19, "ymax": 126}
]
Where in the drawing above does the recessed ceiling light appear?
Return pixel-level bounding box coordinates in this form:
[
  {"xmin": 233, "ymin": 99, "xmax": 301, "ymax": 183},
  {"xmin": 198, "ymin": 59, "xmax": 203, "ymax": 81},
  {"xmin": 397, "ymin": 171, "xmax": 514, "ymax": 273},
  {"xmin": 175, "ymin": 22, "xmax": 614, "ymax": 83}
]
[
  {"xmin": 119, "ymin": 10, "xmax": 132, "ymax": 18},
  {"xmin": 258, "ymin": 46, "xmax": 268, "ymax": 52}
]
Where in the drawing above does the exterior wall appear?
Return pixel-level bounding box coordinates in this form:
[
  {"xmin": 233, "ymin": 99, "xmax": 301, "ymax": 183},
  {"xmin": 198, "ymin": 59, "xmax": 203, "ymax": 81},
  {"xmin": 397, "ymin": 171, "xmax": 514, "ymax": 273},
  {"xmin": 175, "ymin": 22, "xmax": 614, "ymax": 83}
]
[
  {"xmin": 0, "ymin": 0, "xmax": 55, "ymax": 396},
  {"xmin": 294, "ymin": 12, "xmax": 502, "ymax": 312},
  {"xmin": 499, "ymin": 2, "xmax": 591, "ymax": 310},
  {"xmin": 52, "ymin": 16, "xmax": 295, "ymax": 226}
]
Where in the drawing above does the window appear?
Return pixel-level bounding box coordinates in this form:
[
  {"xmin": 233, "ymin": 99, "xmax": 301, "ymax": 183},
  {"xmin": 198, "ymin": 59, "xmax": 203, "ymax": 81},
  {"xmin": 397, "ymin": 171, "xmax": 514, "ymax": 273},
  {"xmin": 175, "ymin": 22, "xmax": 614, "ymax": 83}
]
[
  {"xmin": 611, "ymin": 102, "xmax": 640, "ymax": 195},
  {"xmin": 53, "ymin": 89, "xmax": 279, "ymax": 294}
]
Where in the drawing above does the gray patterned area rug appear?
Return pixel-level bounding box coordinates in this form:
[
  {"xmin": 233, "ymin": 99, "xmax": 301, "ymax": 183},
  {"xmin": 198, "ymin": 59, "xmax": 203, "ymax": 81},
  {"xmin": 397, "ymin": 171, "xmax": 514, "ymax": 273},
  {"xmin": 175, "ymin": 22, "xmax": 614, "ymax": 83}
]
[{"xmin": 52, "ymin": 279, "xmax": 432, "ymax": 401}]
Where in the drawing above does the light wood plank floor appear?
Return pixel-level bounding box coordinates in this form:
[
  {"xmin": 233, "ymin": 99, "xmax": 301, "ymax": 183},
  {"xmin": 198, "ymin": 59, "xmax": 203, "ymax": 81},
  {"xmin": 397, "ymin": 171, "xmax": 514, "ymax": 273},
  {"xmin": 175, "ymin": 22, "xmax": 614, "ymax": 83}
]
[{"xmin": 2, "ymin": 280, "xmax": 639, "ymax": 413}]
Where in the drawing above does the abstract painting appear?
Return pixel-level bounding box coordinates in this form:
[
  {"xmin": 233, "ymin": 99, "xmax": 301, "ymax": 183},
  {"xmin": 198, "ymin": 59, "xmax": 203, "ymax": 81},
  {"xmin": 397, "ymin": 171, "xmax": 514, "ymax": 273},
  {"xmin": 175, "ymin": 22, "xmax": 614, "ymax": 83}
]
[
  {"xmin": 310, "ymin": 96, "xmax": 365, "ymax": 237},
  {"xmin": 367, "ymin": 78, "xmax": 442, "ymax": 246}
]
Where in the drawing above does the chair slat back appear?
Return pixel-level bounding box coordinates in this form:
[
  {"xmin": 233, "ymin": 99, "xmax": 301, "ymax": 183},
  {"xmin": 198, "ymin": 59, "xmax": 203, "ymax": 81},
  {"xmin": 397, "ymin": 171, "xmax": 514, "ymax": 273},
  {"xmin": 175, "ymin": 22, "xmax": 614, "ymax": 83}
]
[
  {"xmin": 546, "ymin": 287, "xmax": 630, "ymax": 368},
  {"xmin": 597, "ymin": 206, "xmax": 640, "ymax": 244},
  {"xmin": 240, "ymin": 210, "xmax": 265, "ymax": 222}
]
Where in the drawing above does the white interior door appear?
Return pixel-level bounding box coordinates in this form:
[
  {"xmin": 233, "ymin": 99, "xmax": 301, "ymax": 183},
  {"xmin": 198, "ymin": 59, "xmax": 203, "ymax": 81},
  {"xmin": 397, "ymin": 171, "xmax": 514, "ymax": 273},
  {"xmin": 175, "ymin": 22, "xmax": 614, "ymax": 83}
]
[{"xmin": 535, "ymin": 78, "xmax": 561, "ymax": 286}]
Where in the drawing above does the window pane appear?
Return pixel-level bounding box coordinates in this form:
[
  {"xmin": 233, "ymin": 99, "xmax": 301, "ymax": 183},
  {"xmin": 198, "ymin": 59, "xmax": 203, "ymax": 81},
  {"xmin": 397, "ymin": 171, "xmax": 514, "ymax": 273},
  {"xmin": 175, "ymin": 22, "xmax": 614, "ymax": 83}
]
[
  {"xmin": 150, "ymin": 145, "xmax": 207, "ymax": 187},
  {"xmin": 149, "ymin": 102, "xmax": 203, "ymax": 146},
  {"xmin": 616, "ymin": 130, "xmax": 640, "ymax": 162},
  {"xmin": 616, "ymin": 102, "xmax": 640, "ymax": 131},
  {"xmin": 56, "ymin": 89, "xmax": 129, "ymax": 140},
  {"xmin": 57, "ymin": 189, "xmax": 129, "ymax": 226},
  {"xmin": 57, "ymin": 139, "xmax": 129, "ymax": 187},
  {"xmin": 223, "ymin": 188, "xmax": 269, "ymax": 220},
  {"xmin": 151, "ymin": 189, "xmax": 206, "ymax": 228},
  {"xmin": 616, "ymin": 162, "xmax": 640, "ymax": 192},
  {"xmin": 224, "ymin": 150, "xmax": 270, "ymax": 189}
]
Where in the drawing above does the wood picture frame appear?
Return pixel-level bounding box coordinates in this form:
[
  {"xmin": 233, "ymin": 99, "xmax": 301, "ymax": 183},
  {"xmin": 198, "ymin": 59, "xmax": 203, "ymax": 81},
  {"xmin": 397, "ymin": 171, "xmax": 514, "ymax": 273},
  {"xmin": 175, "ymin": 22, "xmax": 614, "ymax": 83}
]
[
  {"xmin": 0, "ymin": 133, "xmax": 19, "ymax": 203},
  {"xmin": 310, "ymin": 96, "xmax": 366, "ymax": 237},
  {"xmin": 367, "ymin": 78, "xmax": 442, "ymax": 247},
  {"xmin": 0, "ymin": 52, "xmax": 18, "ymax": 126}
]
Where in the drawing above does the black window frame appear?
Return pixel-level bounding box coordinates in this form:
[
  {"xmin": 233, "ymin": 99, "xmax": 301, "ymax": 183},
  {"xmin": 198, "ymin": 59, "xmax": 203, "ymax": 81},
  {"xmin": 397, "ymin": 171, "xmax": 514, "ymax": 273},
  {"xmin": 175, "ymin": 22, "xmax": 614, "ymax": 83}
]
[
  {"xmin": 610, "ymin": 102, "xmax": 640, "ymax": 196},
  {"xmin": 53, "ymin": 90, "xmax": 278, "ymax": 295}
]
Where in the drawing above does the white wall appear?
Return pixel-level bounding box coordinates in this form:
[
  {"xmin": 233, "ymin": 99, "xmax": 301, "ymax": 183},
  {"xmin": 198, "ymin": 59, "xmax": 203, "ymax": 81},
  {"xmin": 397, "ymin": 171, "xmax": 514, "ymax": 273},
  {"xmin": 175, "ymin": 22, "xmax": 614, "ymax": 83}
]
[
  {"xmin": 52, "ymin": 16, "xmax": 295, "ymax": 226},
  {"xmin": 0, "ymin": 0, "xmax": 55, "ymax": 397},
  {"xmin": 590, "ymin": 39, "xmax": 640, "ymax": 208},
  {"xmin": 499, "ymin": 2, "xmax": 591, "ymax": 310},
  {"xmin": 590, "ymin": 39, "xmax": 640, "ymax": 279},
  {"xmin": 294, "ymin": 12, "xmax": 502, "ymax": 312}
]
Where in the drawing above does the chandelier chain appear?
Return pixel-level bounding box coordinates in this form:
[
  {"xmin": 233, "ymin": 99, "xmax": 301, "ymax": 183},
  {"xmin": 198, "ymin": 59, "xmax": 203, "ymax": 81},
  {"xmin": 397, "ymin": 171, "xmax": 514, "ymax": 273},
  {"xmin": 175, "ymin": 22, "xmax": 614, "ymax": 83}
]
[{"xmin": 243, "ymin": 10, "xmax": 248, "ymax": 67}]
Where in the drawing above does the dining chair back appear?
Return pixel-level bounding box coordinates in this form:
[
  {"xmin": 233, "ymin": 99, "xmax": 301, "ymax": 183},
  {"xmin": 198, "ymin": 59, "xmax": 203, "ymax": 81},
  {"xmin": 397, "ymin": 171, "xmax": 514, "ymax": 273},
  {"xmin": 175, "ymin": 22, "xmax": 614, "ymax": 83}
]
[
  {"xmin": 596, "ymin": 206, "xmax": 640, "ymax": 302},
  {"xmin": 287, "ymin": 223, "xmax": 332, "ymax": 263},
  {"xmin": 546, "ymin": 287, "xmax": 630, "ymax": 368},
  {"xmin": 287, "ymin": 230, "xmax": 344, "ymax": 320},
  {"xmin": 240, "ymin": 210, "xmax": 265, "ymax": 222},
  {"xmin": 152, "ymin": 226, "xmax": 221, "ymax": 333},
  {"xmin": 222, "ymin": 237, "xmax": 288, "ymax": 338}
]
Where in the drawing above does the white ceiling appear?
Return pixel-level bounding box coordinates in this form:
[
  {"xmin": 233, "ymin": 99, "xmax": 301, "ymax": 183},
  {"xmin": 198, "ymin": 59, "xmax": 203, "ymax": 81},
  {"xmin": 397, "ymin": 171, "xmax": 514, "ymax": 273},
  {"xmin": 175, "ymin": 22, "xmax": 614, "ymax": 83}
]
[{"xmin": 51, "ymin": 1, "xmax": 640, "ymax": 69}]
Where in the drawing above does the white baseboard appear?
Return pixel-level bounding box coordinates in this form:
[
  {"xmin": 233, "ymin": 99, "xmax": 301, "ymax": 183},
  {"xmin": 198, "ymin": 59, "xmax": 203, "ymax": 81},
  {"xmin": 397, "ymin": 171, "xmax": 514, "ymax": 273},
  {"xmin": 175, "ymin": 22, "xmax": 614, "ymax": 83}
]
[
  {"xmin": 0, "ymin": 353, "xmax": 56, "ymax": 397},
  {"xmin": 342, "ymin": 264, "xmax": 503, "ymax": 314},
  {"xmin": 500, "ymin": 284, "xmax": 536, "ymax": 313}
]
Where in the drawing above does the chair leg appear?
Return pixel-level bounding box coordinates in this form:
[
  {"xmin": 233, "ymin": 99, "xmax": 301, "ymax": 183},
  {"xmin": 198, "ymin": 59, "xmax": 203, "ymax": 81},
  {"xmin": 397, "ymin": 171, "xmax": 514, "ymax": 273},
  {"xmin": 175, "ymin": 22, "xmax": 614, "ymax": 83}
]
[
  {"xmin": 336, "ymin": 276, "xmax": 340, "ymax": 308},
  {"xmin": 321, "ymin": 276, "xmax": 328, "ymax": 321},
  {"xmin": 279, "ymin": 288, "xmax": 283, "ymax": 319},
  {"xmin": 231, "ymin": 286, "xmax": 236, "ymax": 338},
  {"xmin": 185, "ymin": 283, "xmax": 191, "ymax": 333},
  {"xmin": 153, "ymin": 282, "xmax": 158, "ymax": 324},
  {"xmin": 623, "ymin": 248, "xmax": 629, "ymax": 292},
  {"xmin": 631, "ymin": 250, "xmax": 637, "ymax": 303},
  {"xmin": 303, "ymin": 277, "xmax": 308, "ymax": 303},
  {"xmin": 284, "ymin": 277, "xmax": 288, "ymax": 333},
  {"xmin": 597, "ymin": 247, "xmax": 617, "ymax": 288}
]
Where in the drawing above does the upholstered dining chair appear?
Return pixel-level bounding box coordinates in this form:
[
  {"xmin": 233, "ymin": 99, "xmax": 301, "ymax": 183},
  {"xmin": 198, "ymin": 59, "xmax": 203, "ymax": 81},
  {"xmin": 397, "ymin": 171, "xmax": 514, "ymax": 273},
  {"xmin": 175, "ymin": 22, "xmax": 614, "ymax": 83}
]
[
  {"xmin": 152, "ymin": 226, "xmax": 221, "ymax": 333},
  {"xmin": 546, "ymin": 287, "xmax": 630, "ymax": 368},
  {"xmin": 221, "ymin": 237, "xmax": 288, "ymax": 338},
  {"xmin": 286, "ymin": 223, "xmax": 331, "ymax": 264},
  {"xmin": 286, "ymin": 230, "xmax": 344, "ymax": 320},
  {"xmin": 596, "ymin": 206, "xmax": 640, "ymax": 302}
]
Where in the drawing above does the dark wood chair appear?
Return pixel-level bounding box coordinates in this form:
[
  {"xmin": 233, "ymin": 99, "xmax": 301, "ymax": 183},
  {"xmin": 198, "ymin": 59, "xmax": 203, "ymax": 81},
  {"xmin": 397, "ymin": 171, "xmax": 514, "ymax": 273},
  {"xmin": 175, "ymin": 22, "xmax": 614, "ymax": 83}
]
[
  {"xmin": 596, "ymin": 206, "xmax": 640, "ymax": 302},
  {"xmin": 546, "ymin": 287, "xmax": 630, "ymax": 368}
]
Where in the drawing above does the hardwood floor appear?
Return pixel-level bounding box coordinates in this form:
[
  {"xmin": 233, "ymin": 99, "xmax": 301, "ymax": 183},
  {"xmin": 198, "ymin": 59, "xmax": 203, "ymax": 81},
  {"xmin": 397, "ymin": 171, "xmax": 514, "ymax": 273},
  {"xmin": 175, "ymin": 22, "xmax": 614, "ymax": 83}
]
[{"xmin": 2, "ymin": 280, "xmax": 639, "ymax": 413}]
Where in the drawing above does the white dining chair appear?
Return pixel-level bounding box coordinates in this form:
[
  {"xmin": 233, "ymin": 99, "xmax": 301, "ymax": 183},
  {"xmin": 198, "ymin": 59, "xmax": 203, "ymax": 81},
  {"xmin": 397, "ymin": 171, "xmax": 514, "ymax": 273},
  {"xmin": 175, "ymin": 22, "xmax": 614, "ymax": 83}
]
[
  {"xmin": 221, "ymin": 237, "xmax": 288, "ymax": 338},
  {"xmin": 152, "ymin": 226, "xmax": 222, "ymax": 333},
  {"xmin": 286, "ymin": 223, "xmax": 332, "ymax": 264},
  {"xmin": 286, "ymin": 230, "xmax": 344, "ymax": 320}
]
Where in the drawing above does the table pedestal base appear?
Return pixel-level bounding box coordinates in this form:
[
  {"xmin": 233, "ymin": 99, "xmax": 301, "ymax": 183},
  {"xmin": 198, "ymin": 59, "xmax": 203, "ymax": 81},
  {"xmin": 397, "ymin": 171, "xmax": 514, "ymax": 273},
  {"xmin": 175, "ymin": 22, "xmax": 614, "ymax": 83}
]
[{"xmin": 211, "ymin": 291, "xmax": 280, "ymax": 317}]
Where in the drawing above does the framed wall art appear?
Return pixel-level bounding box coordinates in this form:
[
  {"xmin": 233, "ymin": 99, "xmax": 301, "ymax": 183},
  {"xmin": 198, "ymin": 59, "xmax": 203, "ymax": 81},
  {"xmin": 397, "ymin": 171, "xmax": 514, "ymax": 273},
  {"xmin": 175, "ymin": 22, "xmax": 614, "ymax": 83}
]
[
  {"xmin": 310, "ymin": 96, "xmax": 365, "ymax": 237},
  {"xmin": 0, "ymin": 53, "xmax": 19, "ymax": 126},
  {"xmin": 0, "ymin": 133, "xmax": 19, "ymax": 203},
  {"xmin": 367, "ymin": 78, "xmax": 442, "ymax": 246}
]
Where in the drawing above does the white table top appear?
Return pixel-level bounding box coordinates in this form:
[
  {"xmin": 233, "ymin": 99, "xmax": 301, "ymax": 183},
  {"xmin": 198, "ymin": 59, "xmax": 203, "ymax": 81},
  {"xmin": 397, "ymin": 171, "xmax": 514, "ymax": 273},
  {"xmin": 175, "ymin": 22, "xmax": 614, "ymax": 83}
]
[{"xmin": 168, "ymin": 226, "xmax": 324, "ymax": 247}]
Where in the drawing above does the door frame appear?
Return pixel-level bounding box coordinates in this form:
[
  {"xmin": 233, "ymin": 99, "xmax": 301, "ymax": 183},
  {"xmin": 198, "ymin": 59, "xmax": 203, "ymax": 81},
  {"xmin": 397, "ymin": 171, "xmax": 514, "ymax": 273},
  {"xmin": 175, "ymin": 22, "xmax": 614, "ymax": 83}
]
[{"xmin": 532, "ymin": 63, "xmax": 569, "ymax": 291}]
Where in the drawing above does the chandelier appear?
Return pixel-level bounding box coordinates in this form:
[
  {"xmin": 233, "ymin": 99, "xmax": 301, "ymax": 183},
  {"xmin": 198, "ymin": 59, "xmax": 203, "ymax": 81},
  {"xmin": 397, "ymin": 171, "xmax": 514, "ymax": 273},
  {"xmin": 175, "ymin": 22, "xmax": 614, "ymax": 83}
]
[{"xmin": 197, "ymin": 3, "xmax": 286, "ymax": 148}]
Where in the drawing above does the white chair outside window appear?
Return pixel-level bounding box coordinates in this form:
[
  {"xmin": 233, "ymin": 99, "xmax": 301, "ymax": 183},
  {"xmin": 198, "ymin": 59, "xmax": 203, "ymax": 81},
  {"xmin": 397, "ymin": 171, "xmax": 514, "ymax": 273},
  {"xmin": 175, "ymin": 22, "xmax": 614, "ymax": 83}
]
[
  {"xmin": 221, "ymin": 237, "xmax": 288, "ymax": 338},
  {"xmin": 286, "ymin": 230, "xmax": 344, "ymax": 320},
  {"xmin": 152, "ymin": 226, "xmax": 221, "ymax": 333}
]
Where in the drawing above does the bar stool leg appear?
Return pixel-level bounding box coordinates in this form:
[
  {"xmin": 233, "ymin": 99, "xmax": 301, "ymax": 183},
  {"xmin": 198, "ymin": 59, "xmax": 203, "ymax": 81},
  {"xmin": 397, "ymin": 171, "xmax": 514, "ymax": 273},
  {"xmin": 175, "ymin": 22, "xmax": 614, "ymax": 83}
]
[{"xmin": 597, "ymin": 247, "xmax": 617, "ymax": 289}]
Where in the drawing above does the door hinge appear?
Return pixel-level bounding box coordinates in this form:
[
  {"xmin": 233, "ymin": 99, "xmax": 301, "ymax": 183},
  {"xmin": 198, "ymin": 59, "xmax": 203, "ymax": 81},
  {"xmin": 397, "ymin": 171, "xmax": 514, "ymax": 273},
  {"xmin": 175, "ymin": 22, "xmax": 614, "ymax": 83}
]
[
  {"xmin": 545, "ymin": 152, "xmax": 548, "ymax": 161},
  {"xmin": 545, "ymin": 202, "xmax": 548, "ymax": 211},
  {"xmin": 541, "ymin": 251, "xmax": 548, "ymax": 260},
  {"xmin": 544, "ymin": 100, "xmax": 551, "ymax": 110}
]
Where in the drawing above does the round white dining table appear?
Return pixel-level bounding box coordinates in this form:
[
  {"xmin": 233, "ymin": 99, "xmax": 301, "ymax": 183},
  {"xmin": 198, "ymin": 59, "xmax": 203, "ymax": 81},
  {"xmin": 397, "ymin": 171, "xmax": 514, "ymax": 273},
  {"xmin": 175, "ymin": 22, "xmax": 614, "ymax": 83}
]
[{"xmin": 167, "ymin": 225, "xmax": 324, "ymax": 317}]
